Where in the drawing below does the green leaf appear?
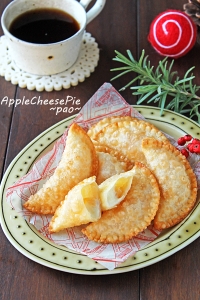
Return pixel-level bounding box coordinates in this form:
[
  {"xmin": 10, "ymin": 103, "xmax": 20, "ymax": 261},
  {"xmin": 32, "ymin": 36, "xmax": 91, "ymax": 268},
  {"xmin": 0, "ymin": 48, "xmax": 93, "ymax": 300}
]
[
  {"xmin": 174, "ymin": 76, "xmax": 195, "ymax": 86},
  {"xmin": 119, "ymin": 76, "xmax": 141, "ymax": 91},
  {"xmin": 131, "ymin": 85, "xmax": 157, "ymax": 92},
  {"xmin": 174, "ymin": 94, "xmax": 181, "ymax": 112},
  {"xmin": 110, "ymin": 69, "xmax": 132, "ymax": 81},
  {"xmin": 127, "ymin": 49, "xmax": 135, "ymax": 63},
  {"xmin": 138, "ymin": 50, "xmax": 145, "ymax": 66},
  {"xmin": 160, "ymin": 92, "xmax": 168, "ymax": 115},
  {"xmin": 137, "ymin": 90, "xmax": 157, "ymax": 103},
  {"xmin": 147, "ymin": 92, "xmax": 166, "ymax": 103}
]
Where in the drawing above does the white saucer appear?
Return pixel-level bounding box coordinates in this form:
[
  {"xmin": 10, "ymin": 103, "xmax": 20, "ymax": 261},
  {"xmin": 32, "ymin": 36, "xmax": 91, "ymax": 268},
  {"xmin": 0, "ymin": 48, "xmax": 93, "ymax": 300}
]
[{"xmin": 0, "ymin": 32, "xmax": 99, "ymax": 92}]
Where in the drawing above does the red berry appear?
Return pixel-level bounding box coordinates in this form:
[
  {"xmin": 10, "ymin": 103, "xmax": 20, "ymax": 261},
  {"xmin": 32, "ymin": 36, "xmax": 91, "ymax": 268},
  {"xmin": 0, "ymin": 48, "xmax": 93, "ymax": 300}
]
[
  {"xmin": 180, "ymin": 148, "xmax": 189, "ymax": 158},
  {"xmin": 177, "ymin": 137, "xmax": 186, "ymax": 146},
  {"xmin": 191, "ymin": 138, "xmax": 200, "ymax": 144},
  {"xmin": 187, "ymin": 143, "xmax": 195, "ymax": 153},
  {"xmin": 183, "ymin": 134, "xmax": 192, "ymax": 142},
  {"xmin": 192, "ymin": 144, "xmax": 200, "ymax": 154}
]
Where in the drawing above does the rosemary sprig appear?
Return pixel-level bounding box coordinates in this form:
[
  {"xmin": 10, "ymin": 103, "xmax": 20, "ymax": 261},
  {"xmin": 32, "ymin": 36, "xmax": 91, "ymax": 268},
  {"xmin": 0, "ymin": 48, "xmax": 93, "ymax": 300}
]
[{"xmin": 111, "ymin": 50, "xmax": 200, "ymax": 123}]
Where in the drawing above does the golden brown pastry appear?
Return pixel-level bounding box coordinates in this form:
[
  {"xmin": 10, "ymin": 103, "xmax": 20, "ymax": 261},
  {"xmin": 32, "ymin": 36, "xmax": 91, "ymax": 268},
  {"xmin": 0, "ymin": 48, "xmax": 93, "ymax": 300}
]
[
  {"xmin": 82, "ymin": 162, "xmax": 160, "ymax": 243},
  {"xmin": 87, "ymin": 116, "xmax": 133, "ymax": 139},
  {"xmin": 141, "ymin": 138, "xmax": 197, "ymax": 230},
  {"xmin": 49, "ymin": 176, "xmax": 101, "ymax": 233},
  {"xmin": 24, "ymin": 123, "xmax": 98, "ymax": 214},
  {"xmin": 95, "ymin": 144, "xmax": 133, "ymax": 184},
  {"xmin": 93, "ymin": 119, "xmax": 169, "ymax": 164}
]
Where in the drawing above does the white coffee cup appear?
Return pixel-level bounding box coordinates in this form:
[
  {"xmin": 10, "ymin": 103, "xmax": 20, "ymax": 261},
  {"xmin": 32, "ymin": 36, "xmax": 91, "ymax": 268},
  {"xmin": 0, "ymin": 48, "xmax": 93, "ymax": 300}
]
[{"xmin": 1, "ymin": 0, "xmax": 106, "ymax": 75}]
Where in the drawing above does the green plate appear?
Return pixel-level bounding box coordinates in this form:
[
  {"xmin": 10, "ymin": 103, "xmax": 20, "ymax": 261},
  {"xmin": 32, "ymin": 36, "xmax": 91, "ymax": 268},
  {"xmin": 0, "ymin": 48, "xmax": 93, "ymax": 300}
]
[{"xmin": 0, "ymin": 106, "xmax": 200, "ymax": 275}]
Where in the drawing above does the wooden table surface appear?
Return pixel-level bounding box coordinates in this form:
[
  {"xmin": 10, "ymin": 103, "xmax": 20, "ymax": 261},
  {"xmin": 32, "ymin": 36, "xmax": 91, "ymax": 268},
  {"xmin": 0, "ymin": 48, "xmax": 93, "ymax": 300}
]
[{"xmin": 0, "ymin": 0, "xmax": 200, "ymax": 299}]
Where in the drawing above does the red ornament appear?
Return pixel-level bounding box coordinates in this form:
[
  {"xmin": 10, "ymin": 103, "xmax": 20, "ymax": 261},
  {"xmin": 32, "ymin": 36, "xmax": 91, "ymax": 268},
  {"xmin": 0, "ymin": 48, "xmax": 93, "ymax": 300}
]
[{"xmin": 148, "ymin": 10, "xmax": 197, "ymax": 58}]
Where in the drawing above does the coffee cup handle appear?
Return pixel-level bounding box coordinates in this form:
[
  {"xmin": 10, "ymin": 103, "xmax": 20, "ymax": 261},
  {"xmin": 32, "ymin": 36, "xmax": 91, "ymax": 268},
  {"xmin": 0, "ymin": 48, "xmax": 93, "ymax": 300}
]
[{"xmin": 80, "ymin": 0, "xmax": 106, "ymax": 24}]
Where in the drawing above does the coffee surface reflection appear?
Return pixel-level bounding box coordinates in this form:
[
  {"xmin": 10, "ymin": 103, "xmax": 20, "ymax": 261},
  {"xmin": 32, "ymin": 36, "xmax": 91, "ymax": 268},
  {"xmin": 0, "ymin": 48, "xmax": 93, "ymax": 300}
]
[{"xmin": 9, "ymin": 8, "xmax": 80, "ymax": 44}]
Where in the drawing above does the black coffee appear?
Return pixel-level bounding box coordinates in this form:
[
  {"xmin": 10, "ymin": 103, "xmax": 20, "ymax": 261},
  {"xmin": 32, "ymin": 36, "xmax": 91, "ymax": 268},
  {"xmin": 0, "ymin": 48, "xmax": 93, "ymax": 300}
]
[{"xmin": 9, "ymin": 8, "xmax": 80, "ymax": 44}]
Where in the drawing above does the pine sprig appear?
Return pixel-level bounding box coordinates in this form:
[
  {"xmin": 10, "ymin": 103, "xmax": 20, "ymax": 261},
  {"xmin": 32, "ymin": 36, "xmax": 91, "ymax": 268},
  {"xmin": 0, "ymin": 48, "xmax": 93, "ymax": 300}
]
[{"xmin": 111, "ymin": 50, "xmax": 200, "ymax": 123}]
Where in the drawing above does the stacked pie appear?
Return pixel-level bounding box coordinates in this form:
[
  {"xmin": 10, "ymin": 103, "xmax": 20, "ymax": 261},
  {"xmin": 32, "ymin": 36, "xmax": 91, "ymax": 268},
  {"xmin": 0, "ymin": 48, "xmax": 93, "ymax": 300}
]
[{"xmin": 24, "ymin": 117, "xmax": 197, "ymax": 243}]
